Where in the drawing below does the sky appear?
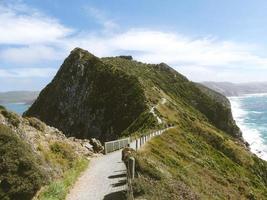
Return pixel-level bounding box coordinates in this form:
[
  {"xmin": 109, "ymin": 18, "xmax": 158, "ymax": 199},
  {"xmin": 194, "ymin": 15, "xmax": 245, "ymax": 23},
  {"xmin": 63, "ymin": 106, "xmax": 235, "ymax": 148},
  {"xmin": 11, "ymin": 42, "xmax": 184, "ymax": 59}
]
[{"xmin": 1, "ymin": 0, "xmax": 267, "ymax": 91}]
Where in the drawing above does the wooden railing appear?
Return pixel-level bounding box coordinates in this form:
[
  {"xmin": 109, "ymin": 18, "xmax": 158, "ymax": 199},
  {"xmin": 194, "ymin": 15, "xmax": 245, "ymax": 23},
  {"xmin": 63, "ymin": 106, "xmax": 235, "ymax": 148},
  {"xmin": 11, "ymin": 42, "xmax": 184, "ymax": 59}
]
[
  {"xmin": 104, "ymin": 137, "xmax": 130, "ymax": 154},
  {"xmin": 103, "ymin": 126, "xmax": 173, "ymax": 200}
]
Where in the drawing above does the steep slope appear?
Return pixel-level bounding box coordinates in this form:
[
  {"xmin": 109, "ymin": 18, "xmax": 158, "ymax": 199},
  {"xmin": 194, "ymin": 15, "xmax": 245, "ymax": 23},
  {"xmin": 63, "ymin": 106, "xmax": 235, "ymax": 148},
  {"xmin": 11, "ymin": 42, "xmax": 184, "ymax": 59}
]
[
  {"xmin": 0, "ymin": 106, "xmax": 94, "ymax": 200},
  {"xmin": 102, "ymin": 57, "xmax": 241, "ymax": 138},
  {"xmin": 25, "ymin": 48, "xmax": 240, "ymax": 142},
  {"xmin": 25, "ymin": 48, "xmax": 147, "ymax": 142}
]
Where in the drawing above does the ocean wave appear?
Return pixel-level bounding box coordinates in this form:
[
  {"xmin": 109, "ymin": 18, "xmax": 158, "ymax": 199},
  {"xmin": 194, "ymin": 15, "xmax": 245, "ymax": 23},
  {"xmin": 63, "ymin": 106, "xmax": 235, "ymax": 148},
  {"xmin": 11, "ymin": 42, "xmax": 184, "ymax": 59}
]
[
  {"xmin": 251, "ymin": 111, "xmax": 263, "ymax": 114},
  {"xmin": 229, "ymin": 97, "xmax": 267, "ymax": 161}
]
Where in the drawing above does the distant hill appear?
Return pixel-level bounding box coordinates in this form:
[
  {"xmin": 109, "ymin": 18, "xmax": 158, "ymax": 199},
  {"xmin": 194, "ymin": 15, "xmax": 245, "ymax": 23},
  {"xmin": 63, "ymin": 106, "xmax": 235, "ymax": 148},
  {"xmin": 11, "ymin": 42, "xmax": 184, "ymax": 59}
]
[
  {"xmin": 0, "ymin": 91, "xmax": 39, "ymax": 104},
  {"xmin": 201, "ymin": 81, "xmax": 267, "ymax": 96}
]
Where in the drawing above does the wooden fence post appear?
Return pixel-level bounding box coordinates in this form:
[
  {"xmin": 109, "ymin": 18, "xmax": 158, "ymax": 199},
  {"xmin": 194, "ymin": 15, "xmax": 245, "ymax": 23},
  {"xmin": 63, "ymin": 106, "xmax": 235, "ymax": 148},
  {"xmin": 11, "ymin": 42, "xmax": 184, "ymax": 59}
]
[{"xmin": 128, "ymin": 157, "xmax": 135, "ymax": 179}]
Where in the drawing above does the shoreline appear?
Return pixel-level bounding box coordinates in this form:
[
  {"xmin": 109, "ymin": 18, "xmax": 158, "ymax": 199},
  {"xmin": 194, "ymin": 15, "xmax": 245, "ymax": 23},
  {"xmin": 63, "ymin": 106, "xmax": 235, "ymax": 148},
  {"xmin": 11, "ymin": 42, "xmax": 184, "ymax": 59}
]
[{"xmin": 228, "ymin": 94, "xmax": 267, "ymax": 161}]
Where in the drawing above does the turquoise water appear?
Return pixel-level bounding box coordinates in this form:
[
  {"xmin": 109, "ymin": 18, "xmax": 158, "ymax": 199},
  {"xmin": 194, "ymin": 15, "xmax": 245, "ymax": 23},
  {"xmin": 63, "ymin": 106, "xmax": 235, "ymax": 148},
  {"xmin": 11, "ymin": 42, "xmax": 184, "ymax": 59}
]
[
  {"xmin": 2, "ymin": 103, "xmax": 30, "ymax": 115},
  {"xmin": 229, "ymin": 94, "xmax": 267, "ymax": 160}
]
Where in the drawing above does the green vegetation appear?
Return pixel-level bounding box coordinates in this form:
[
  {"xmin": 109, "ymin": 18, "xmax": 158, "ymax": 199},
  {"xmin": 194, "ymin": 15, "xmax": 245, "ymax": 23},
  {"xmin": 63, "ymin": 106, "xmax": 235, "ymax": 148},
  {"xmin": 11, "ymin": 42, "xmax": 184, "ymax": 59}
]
[
  {"xmin": 26, "ymin": 117, "xmax": 46, "ymax": 131},
  {"xmin": 0, "ymin": 108, "xmax": 91, "ymax": 200},
  {"xmin": 122, "ymin": 110, "xmax": 161, "ymax": 137},
  {"xmin": 25, "ymin": 48, "xmax": 147, "ymax": 142},
  {"xmin": 33, "ymin": 141, "xmax": 89, "ymax": 200},
  {"xmin": 0, "ymin": 124, "xmax": 46, "ymax": 200},
  {"xmin": 22, "ymin": 48, "xmax": 267, "ymax": 198},
  {"xmin": 132, "ymin": 106, "xmax": 267, "ymax": 199},
  {"xmin": 25, "ymin": 48, "xmax": 240, "ymax": 142},
  {"xmin": 0, "ymin": 109, "xmax": 20, "ymax": 127},
  {"xmin": 102, "ymin": 57, "xmax": 241, "ymax": 138},
  {"xmin": 36, "ymin": 158, "xmax": 88, "ymax": 200}
]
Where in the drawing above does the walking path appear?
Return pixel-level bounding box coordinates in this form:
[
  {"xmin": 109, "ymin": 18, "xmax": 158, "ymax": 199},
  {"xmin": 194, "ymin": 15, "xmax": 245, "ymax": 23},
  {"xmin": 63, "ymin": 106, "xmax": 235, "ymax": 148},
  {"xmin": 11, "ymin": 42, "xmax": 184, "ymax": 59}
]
[
  {"xmin": 66, "ymin": 129, "xmax": 168, "ymax": 200},
  {"xmin": 67, "ymin": 99, "xmax": 169, "ymax": 200},
  {"xmin": 66, "ymin": 149, "xmax": 127, "ymax": 200}
]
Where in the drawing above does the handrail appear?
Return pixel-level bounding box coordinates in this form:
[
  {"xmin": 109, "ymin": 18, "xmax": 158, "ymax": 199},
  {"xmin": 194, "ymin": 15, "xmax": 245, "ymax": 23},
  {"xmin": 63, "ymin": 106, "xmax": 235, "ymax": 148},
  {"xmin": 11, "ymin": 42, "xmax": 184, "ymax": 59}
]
[
  {"xmin": 104, "ymin": 137, "xmax": 130, "ymax": 154},
  {"xmin": 124, "ymin": 126, "xmax": 172, "ymax": 200}
]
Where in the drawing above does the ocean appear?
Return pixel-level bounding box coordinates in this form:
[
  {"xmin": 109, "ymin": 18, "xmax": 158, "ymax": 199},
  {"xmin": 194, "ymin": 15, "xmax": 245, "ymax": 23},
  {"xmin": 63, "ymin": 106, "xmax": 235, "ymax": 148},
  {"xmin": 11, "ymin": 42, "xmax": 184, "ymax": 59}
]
[
  {"xmin": 229, "ymin": 94, "xmax": 267, "ymax": 161},
  {"xmin": 2, "ymin": 103, "xmax": 30, "ymax": 115}
]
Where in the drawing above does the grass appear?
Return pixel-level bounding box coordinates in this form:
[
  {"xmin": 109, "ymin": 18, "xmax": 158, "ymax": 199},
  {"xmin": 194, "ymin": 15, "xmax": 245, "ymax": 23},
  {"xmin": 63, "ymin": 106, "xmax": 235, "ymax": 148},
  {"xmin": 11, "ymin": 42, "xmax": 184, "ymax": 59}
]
[
  {"xmin": 133, "ymin": 126, "xmax": 267, "ymax": 200},
  {"xmin": 129, "ymin": 93, "xmax": 267, "ymax": 199},
  {"xmin": 36, "ymin": 158, "xmax": 89, "ymax": 200}
]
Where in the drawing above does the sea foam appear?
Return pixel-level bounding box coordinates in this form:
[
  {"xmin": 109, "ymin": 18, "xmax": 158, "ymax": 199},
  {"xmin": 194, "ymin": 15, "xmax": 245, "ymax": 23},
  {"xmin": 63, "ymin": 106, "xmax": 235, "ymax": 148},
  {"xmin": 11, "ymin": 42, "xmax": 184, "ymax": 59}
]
[{"xmin": 229, "ymin": 96, "xmax": 267, "ymax": 161}]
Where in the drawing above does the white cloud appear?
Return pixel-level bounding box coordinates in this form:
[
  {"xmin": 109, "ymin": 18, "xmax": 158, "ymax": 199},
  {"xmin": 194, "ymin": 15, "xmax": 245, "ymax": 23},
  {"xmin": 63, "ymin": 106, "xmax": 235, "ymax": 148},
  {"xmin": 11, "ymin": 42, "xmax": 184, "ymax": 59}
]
[
  {"xmin": 0, "ymin": 45, "xmax": 65, "ymax": 64},
  {"xmin": 0, "ymin": 2, "xmax": 73, "ymax": 45},
  {"xmin": 0, "ymin": 67, "xmax": 57, "ymax": 78},
  {"xmin": 1, "ymin": 2, "xmax": 267, "ymax": 84}
]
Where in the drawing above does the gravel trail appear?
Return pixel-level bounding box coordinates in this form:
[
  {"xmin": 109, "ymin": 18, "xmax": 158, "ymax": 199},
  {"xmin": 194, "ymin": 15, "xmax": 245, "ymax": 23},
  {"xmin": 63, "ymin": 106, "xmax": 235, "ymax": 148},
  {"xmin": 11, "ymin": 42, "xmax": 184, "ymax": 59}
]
[{"xmin": 66, "ymin": 150, "xmax": 127, "ymax": 200}]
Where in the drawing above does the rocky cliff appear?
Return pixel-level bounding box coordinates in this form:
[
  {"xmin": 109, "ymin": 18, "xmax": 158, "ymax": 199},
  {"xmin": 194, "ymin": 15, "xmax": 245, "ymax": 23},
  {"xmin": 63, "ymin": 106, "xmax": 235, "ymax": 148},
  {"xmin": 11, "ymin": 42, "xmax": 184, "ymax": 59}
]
[
  {"xmin": 25, "ymin": 48, "xmax": 147, "ymax": 142},
  {"xmin": 25, "ymin": 48, "xmax": 241, "ymax": 142}
]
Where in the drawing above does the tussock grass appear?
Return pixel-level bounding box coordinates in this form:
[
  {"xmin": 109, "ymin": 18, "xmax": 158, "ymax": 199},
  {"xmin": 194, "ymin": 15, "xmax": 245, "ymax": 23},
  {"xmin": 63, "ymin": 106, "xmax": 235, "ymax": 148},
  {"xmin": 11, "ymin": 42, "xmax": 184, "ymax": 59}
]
[{"xmin": 36, "ymin": 158, "xmax": 89, "ymax": 200}]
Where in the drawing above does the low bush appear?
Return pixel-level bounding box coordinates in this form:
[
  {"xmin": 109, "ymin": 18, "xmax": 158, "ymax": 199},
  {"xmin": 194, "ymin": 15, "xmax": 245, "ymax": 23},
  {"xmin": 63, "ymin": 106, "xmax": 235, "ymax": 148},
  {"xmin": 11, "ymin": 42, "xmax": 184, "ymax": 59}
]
[
  {"xmin": 37, "ymin": 158, "xmax": 88, "ymax": 200},
  {"xmin": 0, "ymin": 110, "xmax": 20, "ymax": 127},
  {"xmin": 0, "ymin": 124, "xmax": 46, "ymax": 200},
  {"xmin": 26, "ymin": 117, "xmax": 46, "ymax": 132}
]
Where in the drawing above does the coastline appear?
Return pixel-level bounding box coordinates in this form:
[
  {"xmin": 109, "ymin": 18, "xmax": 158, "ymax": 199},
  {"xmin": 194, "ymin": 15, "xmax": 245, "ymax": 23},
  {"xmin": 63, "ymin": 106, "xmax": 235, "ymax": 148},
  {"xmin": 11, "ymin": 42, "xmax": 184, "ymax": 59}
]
[{"xmin": 228, "ymin": 94, "xmax": 267, "ymax": 161}]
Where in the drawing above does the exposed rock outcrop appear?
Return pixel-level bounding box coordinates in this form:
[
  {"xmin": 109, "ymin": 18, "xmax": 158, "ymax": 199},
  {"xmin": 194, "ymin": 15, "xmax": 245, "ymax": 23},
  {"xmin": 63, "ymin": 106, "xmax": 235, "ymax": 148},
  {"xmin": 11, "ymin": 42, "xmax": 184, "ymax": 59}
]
[{"xmin": 25, "ymin": 48, "xmax": 147, "ymax": 142}]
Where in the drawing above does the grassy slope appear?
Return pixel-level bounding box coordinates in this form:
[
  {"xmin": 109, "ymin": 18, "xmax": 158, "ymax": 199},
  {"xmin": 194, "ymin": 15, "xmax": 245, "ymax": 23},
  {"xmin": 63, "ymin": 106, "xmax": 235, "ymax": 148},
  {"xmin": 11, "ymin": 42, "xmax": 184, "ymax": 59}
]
[
  {"xmin": 0, "ymin": 106, "xmax": 89, "ymax": 200},
  {"xmin": 102, "ymin": 57, "xmax": 241, "ymax": 138},
  {"xmin": 133, "ymin": 102, "xmax": 267, "ymax": 199},
  {"xmin": 102, "ymin": 57, "xmax": 267, "ymax": 199},
  {"xmin": 36, "ymin": 158, "xmax": 88, "ymax": 200}
]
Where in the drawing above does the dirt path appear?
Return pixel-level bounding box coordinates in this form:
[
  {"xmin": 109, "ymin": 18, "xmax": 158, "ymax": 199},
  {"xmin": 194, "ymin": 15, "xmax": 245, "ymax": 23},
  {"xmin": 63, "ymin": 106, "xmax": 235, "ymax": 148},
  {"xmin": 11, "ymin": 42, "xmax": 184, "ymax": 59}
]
[
  {"xmin": 66, "ymin": 150, "xmax": 127, "ymax": 200},
  {"xmin": 66, "ymin": 125, "xmax": 171, "ymax": 200}
]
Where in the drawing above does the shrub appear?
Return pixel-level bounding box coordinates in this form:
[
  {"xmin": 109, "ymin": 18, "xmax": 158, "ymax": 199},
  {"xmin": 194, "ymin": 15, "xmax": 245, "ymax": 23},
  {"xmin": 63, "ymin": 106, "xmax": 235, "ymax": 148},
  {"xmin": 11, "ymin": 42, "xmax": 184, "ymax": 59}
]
[
  {"xmin": 26, "ymin": 117, "xmax": 46, "ymax": 132},
  {"xmin": 0, "ymin": 110, "xmax": 20, "ymax": 127},
  {"xmin": 49, "ymin": 142, "xmax": 77, "ymax": 168},
  {"xmin": 0, "ymin": 124, "xmax": 46, "ymax": 200}
]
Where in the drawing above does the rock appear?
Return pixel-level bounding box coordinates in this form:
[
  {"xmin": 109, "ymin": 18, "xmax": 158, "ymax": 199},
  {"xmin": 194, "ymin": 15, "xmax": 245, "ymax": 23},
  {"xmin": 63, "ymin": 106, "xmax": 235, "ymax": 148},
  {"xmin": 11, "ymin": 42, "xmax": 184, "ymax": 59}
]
[
  {"xmin": 118, "ymin": 55, "xmax": 133, "ymax": 60},
  {"xmin": 24, "ymin": 48, "xmax": 147, "ymax": 142},
  {"xmin": 90, "ymin": 138, "xmax": 104, "ymax": 153},
  {"xmin": 82, "ymin": 142, "xmax": 94, "ymax": 151}
]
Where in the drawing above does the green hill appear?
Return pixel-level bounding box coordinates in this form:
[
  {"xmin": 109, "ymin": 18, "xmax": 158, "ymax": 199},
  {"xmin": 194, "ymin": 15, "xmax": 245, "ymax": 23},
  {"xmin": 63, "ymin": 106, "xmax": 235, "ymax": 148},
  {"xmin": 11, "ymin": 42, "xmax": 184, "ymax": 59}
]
[
  {"xmin": 25, "ymin": 48, "xmax": 240, "ymax": 141},
  {"xmin": 24, "ymin": 48, "xmax": 267, "ymax": 199}
]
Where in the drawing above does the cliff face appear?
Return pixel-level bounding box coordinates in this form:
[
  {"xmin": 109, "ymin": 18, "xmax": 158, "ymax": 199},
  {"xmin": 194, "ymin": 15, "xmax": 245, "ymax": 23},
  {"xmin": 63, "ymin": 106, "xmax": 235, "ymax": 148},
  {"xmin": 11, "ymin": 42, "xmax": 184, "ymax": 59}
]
[
  {"xmin": 25, "ymin": 48, "xmax": 147, "ymax": 142},
  {"xmin": 25, "ymin": 48, "xmax": 241, "ymax": 143}
]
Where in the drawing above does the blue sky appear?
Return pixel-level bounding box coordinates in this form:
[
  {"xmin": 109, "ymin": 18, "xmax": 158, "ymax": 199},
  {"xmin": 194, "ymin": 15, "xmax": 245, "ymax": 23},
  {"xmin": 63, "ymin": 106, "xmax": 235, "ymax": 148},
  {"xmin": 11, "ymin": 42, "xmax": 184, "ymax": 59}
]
[{"xmin": 1, "ymin": 0, "xmax": 267, "ymax": 91}]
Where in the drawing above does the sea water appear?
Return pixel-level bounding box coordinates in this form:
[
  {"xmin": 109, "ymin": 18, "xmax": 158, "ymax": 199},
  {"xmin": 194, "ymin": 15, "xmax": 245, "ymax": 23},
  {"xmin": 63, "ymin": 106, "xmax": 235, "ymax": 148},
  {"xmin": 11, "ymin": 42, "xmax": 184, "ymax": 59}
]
[
  {"xmin": 229, "ymin": 94, "xmax": 267, "ymax": 161},
  {"xmin": 1, "ymin": 103, "xmax": 30, "ymax": 115}
]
